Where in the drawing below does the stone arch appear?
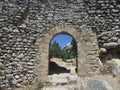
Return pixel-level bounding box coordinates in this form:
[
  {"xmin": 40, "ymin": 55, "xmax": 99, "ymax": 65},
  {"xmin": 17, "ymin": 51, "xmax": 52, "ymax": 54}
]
[{"xmin": 36, "ymin": 25, "xmax": 99, "ymax": 80}]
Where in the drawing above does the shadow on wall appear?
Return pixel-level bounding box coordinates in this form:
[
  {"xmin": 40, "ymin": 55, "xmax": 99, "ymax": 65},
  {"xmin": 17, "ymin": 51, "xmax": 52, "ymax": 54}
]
[
  {"xmin": 49, "ymin": 61, "xmax": 70, "ymax": 75},
  {"xmin": 100, "ymin": 48, "xmax": 120, "ymax": 63}
]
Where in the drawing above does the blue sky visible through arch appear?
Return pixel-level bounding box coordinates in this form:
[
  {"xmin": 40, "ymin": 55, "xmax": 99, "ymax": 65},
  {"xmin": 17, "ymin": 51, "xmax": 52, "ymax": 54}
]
[{"xmin": 51, "ymin": 34, "xmax": 73, "ymax": 49}]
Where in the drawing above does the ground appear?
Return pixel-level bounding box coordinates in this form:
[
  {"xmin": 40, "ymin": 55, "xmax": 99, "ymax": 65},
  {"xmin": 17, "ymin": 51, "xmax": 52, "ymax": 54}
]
[{"xmin": 41, "ymin": 58, "xmax": 120, "ymax": 90}]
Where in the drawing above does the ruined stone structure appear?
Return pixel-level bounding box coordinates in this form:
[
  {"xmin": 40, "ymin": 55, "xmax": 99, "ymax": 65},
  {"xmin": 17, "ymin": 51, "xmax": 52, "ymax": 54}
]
[
  {"xmin": 36, "ymin": 25, "xmax": 99, "ymax": 80},
  {"xmin": 0, "ymin": 0, "xmax": 120, "ymax": 88}
]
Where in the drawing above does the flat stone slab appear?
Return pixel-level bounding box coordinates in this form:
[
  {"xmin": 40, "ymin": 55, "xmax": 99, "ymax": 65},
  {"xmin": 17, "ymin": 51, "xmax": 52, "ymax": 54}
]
[{"xmin": 82, "ymin": 78, "xmax": 113, "ymax": 90}]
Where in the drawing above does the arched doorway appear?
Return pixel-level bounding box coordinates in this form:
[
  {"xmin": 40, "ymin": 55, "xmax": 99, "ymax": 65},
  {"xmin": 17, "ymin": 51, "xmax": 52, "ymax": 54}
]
[
  {"xmin": 36, "ymin": 25, "xmax": 99, "ymax": 80},
  {"xmin": 48, "ymin": 33, "xmax": 78, "ymax": 75}
]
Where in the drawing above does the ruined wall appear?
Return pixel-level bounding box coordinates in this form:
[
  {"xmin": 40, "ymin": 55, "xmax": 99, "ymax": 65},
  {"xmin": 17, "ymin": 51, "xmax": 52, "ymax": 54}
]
[
  {"xmin": 0, "ymin": 0, "xmax": 120, "ymax": 89},
  {"xmin": 84, "ymin": 0, "xmax": 120, "ymax": 61}
]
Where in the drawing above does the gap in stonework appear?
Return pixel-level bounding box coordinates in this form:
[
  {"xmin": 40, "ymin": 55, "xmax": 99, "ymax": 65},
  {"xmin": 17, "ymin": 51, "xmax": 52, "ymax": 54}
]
[{"xmin": 48, "ymin": 33, "xmax": 78, "ymax": 75}]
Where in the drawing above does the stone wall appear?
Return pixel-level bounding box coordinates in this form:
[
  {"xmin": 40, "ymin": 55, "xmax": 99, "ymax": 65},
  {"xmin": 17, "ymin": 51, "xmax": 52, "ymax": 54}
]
[
  {"xmin": 36, "ymin": 25, "xmax": 99, "ymax": 81},
  {"xmin": 84, "ymin": 0, "xmax": 120, "ymax": 61},
  {"xmin": 0, "ymin": 0, "xmax": 120, "ymax": 89}
]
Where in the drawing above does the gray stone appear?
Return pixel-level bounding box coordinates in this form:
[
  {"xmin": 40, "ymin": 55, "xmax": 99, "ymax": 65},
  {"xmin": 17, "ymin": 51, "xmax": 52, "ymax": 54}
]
[
  {"xmin": 30, "ymin": 59, "xmax": 36, "ymax": 62},
  {"xmin": 103, "ymin": 42, "xmax": 118, "ymax": 48},
  {"xmin": 82, "ymin": 78, "xmax": 113, "ymax": 90},
  {"xmin": 0, "ymin": 62, "xmax": 4, "ymax": 69},
  {"xmin": 18, "ymin": 24, "xmax": 26, "ymax": 28},
  {"xmin": 110, "ymin": 37, "xmax": 118, "ymax": 42},
  {"xmin": 27, "ymin": 70, "xmax": 34, "ymax": 74},
  {"xmin": 28, "ymin": 66, "xmax": 34, "ymax": 69},
  {"xmin": 11, "ymin": 62, "xmax": 18, "ymax": 67},
  {"xmin": 15, "ymin": 75, "xmax": 20, "ymax": 79},
  {"xmin": 56, "ymin": 79, "xmax": 69, "ymax": 85},
  {"xmin": 100, "ymin": 48, "xmax": 107, "ymax": 53},
  {"xmin": 108, "ymin": 59, "xmax": 120, "ymax": 77},
  {"xmin": 112, "ymin": 66, "xmax": 120, "ymax": 77},
  {"xmin": 17, "ymin": 54, "xmax": 24, "ymax": 59},
  {"xmin": 101, "ymin": 36, "xmax": 109, "ymax": 41},
  {"xmin": 112, "ymin": 9, "xmax": 119, "ymax": 13},
  {"xmin": 12, "ymin": 79, "xmax": 17, "ymax": 85},
  {"xmin": 0, "ymin": 76, "xmax": 5, "ymax": 80},
  {"xmin": 118, "ymin": 39, "xmax": 120, "ymax": 45},
  {"xmin": 6, "ymin": 74, "xmax": 13, "ymax": 80},
  {"xmin": 16, "ymin": 83, "xmax": 21, "ymax": 87},
  {"xmin": 27, "ymin": 62, "xmax": 34, "ymax": 66},
  {"xmin": 0, "ymin": 33, "xmax": 2, "ymax": 37},
  {"xmin": 77, "ymin": 0, "xmax": 82, "ymax": 3},
  {"xmin": 13, "ymin": 29, "xmax": 19, "ymax": 33},
  {"xmin": 116, "ymin": 4, "xmax": 120, "ymax": 8}
]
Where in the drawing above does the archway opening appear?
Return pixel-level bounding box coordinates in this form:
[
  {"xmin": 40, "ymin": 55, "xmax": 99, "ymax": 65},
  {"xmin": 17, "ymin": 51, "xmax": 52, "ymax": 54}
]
[{"xmin": 48, "ymin": 33, "xmax": 78, "ymax": 75}]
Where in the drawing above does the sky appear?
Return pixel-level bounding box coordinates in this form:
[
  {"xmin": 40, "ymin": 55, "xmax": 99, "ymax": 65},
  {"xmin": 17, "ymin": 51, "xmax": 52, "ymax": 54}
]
[{"xmin": 51, "ymin": 34, "xmax": 72, "ymax": 49}]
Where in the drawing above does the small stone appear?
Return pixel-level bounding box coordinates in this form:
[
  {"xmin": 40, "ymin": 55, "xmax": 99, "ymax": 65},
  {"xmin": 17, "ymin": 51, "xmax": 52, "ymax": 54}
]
[
  {"xmin": 28, "ymin": 70, "xmax": 34, "ymax": 74},
  {"xmin": 116, "ymin": 5, "xmax": 120, "ymax": 9},
  {"xmin": 27, "ymin": 62, "xmax": 34, "ymax": 66},
  {"xmin": 0, "ymin": 62, "xmax": 4, "ymax": 69},
  {"xmin": 103, "ymin": 42, "xmax": 118, "ymax": 48},
  {"xmin": 11, "ymin": 62, "xmax": 18, "ymax": 67},
  {"xmin": 6, "ymin": 74, "xmax": 13, "ymax": 80},
  {"xmin": 17, "ymin": 38, "xmax": 22, "ymax": 42},
  {"xmin": 57, "ymin": 79, "xmax": 68, "ymax": 85},
  {"xmin": 28, "ymin": 66, "xmax": 34, "ymax": 69},
  {"xmin": 2, "ymin": 27, "xmax": 8, "ymax": 30},
  {"xmin": 16, "ymin": 83, "xmax": 21, "ymax": 87},
  {"xmin": 0, "ymin": 33, "xmax": 2, "ymax": 37},
  {"xmin": 0, "ymin": 76, "xmax": 5, "ymax": 80},
  {"xmin": 15, "ymin": 75, "xmax": 20, "ymax": 79},
  {"xmin": 13, "ymin": 29, "xmax": 19, "ymax": 33},
  {"xmin": 112, "ymin": 9, "xmax": 119, "ymax": 13},
  {"xmin": 101, "ymin": 36, "xmax": 109, "ymax": 40},
  {"xmin": 17, "ymin": 54, "xmax": 24, "ymax": 59},
  {"xmin": 30, "ymin": 59, "xmax": 36, "ymax": 62},
  {"xmin": 48, "ymin": 13, "xmax": 53, "ymax": 17},
  {"xmin": 18, "ymin": 24, "xmax": 26, "ymax": 28},
  {"xmin": 110, "ymin": 37, "xmax": 118, "ymax": 42},
  {"xmin": 100, "ymin": 48, "xmax": 107, "ymax": 53},
  {"xmin": 12, "ymin": 79, "xmax": 17, "ymax": 85},
  {"xmin": 17, "ymin": 78, "xmax": 22, "ymax": 83},
  {"xmin": 118, "ymin": 39, "xmax": 120, "ymax": 45}
]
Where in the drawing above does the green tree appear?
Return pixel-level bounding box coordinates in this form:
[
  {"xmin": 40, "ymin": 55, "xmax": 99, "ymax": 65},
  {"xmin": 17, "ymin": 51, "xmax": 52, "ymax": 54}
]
[
  {"xmin": 49, "ymin": 39, "xmax": 77, "ymax": 61},
  {"xmin": 49, "ymin": 41, "xmax": 61, "ymax": 58},
  {"xmin": 71, "ymin": 39, "xmax": 77, "ymax": 57},
  {"xmin": 62, "ymin": 39, "xmax": 77, "ymax": 61}
]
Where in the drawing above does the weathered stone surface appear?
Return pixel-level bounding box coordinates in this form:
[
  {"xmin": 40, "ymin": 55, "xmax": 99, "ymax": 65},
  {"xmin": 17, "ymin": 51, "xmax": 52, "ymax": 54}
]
[
  {"xmin": 100, "ymin": 48, "xmax": 107, "ymax": 53},
  {"xmin": 103, "ymin": 42, "xmax": 118, "ymax": 48},
  {"xmin": 82, "ymin": 78, "xmax": 113, "ymax": 90},
  {"xmin": 0, "ymin": 0, "xmax": 120, "ymax": 89},
  {"xmin": 106, "ymin": 59, "xmax": 120, "ymax": 77},
  {"xmin": 0, "ymin": 62, "xmax": 4, "ymax": 69},
  {"xmin": 17, "ymin": 54, "xmax": 24, "ymax": 59}
]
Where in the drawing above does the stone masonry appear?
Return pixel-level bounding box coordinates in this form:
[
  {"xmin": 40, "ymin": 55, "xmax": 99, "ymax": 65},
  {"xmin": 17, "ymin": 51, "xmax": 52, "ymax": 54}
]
[
  {"xmin": 36, "ymin": 25, "xmax": 99, "ymax": 81},
  {"xmin": 0, "ymin": 0, "xmax": 120, "ymax": 89}
]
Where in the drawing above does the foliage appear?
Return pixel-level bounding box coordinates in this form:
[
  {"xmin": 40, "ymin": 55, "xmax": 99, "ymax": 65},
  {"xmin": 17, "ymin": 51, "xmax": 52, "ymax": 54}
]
[
  {"xmin": 71, "ymin": 39, "xmax": 77, "ymax": 55},
  {"xmin": 49, "ymin": 39, "xmax": 77, "ymax": 61},
  {"xmin": 49, "ymin": 41, "xmax": 61, "ymax": 59}
]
